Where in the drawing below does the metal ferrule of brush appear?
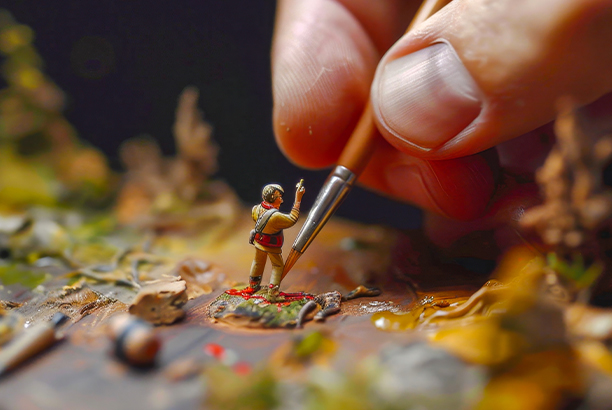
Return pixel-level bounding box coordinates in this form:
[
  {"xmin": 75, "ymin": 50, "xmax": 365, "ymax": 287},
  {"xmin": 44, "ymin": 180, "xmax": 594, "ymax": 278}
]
[{"xmin": 292, "ymin": 165, "xmax": 356, "ymax": 253}]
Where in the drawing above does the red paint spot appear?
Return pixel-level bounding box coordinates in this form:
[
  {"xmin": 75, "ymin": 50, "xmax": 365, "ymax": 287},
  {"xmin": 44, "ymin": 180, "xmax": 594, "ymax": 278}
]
[
  {"xmin": 204, "ymin": 343, "xmax": 225, "ymax": 360},
  {"xmin": 233, "ymin": 362, "xmax": 251, "ymax": 375},
  {"xmin": 225, "ymin": 287, "xmax": 260, "ymax": 300},
  {"xmin": 224, "ymin": 288, "xmax": 315, "ymax": 307},
  {"xmin": 279, "ymin": 292, "xmax": 314, "ymax": 301}
]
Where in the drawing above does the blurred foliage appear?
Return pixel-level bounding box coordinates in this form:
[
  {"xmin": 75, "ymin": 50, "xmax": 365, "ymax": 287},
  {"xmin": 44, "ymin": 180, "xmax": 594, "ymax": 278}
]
[
  {"xmin": 0, "ymin": 148, "xmax": 56, "ymax": 208},
  {"xmin": 0, "ymin": 263, "xmax": 49, "ymax": 288},
  {"xmin": 547, "ymin": 252, "xmax": 602, "ymax": 289},
  {"xmin": 204, "ymin": 364, "xmax": 279, "ymax": 410},
  {"xmin": 0, "ymin": 9, "xmax": 113, "ymax": 209},
  {"xmin": 293, "ymin": 331, "xmax": 335, "ymax": 360},
  {"xmin": 204, "ymin": 340, "xmax": 483, "ymax": 410}
]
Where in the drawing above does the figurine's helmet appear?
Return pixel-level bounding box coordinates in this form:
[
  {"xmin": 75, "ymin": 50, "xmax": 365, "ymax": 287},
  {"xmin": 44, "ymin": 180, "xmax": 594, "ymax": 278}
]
[{"xmin": 262, "ymin": 184, "xmax": 284, "ymax": 203}]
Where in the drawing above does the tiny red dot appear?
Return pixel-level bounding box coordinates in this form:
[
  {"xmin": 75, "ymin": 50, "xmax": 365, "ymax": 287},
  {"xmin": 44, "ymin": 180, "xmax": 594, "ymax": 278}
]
[
  {"xmin": 233, "ymin": 362, "xmax": 251, "ymax": 375},
  {"xmin": 204, "ymin": 343, "xmax": 225, "ymax": 359}
]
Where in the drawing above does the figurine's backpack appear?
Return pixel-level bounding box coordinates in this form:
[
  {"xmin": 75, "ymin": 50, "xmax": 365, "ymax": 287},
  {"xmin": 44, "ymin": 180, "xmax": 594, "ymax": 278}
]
[{"xmin": 249, "ymin": 209, "xmax": 278, "ymax": 245}]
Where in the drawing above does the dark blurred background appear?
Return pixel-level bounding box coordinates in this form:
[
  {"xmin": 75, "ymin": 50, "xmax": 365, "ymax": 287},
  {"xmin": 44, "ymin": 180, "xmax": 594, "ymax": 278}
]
[{"xmin": 3, "ymin": 0, "xmax": 421, "ymax": 229}]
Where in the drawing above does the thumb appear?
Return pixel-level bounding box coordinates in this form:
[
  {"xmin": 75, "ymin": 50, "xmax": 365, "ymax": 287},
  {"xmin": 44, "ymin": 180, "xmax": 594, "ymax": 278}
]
[{"xmin": 371, "ymin": 0, "xmax": 612, "ymax": 160}]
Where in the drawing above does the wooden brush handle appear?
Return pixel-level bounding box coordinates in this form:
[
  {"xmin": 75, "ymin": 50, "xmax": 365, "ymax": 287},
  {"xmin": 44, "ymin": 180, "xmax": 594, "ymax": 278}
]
[{"xmin": 337, "ymin": 0, "xmax": 452, "ymax": 176}]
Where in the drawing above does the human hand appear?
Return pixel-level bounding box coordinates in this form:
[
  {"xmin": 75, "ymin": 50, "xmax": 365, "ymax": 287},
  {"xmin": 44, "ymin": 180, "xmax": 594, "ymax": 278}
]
[
  {"xmin": 272, "ymin": 0, "xmax": 612, "ymax": 245},
  {"xmin": 295, "ymin": 185, "xmax": 306, "ymax": 203}
]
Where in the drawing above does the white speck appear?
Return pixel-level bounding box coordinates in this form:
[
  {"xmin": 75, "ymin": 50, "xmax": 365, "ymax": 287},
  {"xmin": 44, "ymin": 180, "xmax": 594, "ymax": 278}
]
[
  {"xmin": 374, "ymin": 316, "xmax": 389, "ymax": 329},
  {"xmin": 359, "ymin": 301, "xmax": 399, "ymax": 313},
  {"xmin": 221, "ymin": 349, "xmax": 239, "ymax": 366}
]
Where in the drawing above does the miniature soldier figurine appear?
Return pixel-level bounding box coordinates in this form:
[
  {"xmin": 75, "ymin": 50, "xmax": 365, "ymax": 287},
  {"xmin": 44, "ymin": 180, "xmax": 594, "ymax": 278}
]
[{"xmin": 248, "ymin": 181, "xmax": 305, "ymax": 300}]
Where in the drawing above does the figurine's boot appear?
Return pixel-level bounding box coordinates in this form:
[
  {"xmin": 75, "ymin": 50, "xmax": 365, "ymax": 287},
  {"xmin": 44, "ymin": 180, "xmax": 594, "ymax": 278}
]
[
  {"xmin": 266, "ymin": 255, "xmax": 284, "ymax": 301},
  {"xmin": 249, "ymin": 249, "xmax": 266, "ymax": 292},
  {"xmin": 267, "ymin": 284, "xmax": 282, "ymax": 302},
  {"xmin": 248, "ymin": 276, "xmax": 262, "ymax": 292}
]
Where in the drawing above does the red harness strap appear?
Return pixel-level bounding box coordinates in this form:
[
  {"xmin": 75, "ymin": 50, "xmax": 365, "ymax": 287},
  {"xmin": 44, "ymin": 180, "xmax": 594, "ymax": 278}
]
[
  {"xmin": 253, "ymin": 202, "xmax": 284, "ymax": 248},
  {"xmin": 254, "ymin": 231, "xmax": 284, "ymax": 247}
]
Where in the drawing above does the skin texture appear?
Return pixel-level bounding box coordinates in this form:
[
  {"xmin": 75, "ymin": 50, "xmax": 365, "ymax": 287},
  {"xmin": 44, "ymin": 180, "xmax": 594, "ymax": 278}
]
[
  {"xmin": 272, "ymin": 194, "xmax": 283, "ymax": 209},
  {"xmin": 272, "ymin": 0, "xmax": 612, "ymax": 243},
  {"xmin": 270, "ymin": 185, "xmax": 305, "ymax": 209}
]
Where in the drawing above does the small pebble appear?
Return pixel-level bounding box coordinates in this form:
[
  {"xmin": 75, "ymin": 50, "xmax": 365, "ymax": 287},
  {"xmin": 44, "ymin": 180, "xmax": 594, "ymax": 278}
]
[{"xmin": 107, "ymin": 314, "xmax": 161, "ymax": 367}]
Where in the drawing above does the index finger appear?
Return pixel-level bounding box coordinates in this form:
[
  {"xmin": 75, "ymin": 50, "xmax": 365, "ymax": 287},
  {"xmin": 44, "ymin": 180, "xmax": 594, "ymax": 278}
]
[{"xmin": 272, "ymin": 0, "xmax": 420, "ymax": 169}]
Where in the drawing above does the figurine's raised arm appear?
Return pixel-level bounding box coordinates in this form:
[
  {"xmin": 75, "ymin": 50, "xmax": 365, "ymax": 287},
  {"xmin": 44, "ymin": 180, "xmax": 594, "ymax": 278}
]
[{"xmin": 294, "ymin": 179, "xmax": 305, "ymax": 208}]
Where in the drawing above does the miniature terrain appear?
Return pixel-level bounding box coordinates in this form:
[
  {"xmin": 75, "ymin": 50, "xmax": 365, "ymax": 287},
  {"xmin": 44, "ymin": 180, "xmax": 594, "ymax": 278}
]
[
  {"xmin": 2, "ymin": 11, "xmax": 612, "ymax": 410},
  {"xmin": 209, "ymin": 287, "xmax": 344, "ymax": 328}
]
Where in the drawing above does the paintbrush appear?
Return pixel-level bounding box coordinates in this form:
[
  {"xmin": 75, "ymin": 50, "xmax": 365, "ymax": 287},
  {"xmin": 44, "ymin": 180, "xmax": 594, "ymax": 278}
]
[
  {"xmin": 282, "ymin": 0, "xmax": 453, "ymax": 279},
  {"xmin": 0, "ymin": 312, "xmax": 69, "ymax": 376}
]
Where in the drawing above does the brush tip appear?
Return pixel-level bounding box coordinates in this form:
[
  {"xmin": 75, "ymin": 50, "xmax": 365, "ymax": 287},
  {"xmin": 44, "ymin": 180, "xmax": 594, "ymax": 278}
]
[{"xmin": 281, "ymin": 249, "xmax": 303, "ymax": 279}]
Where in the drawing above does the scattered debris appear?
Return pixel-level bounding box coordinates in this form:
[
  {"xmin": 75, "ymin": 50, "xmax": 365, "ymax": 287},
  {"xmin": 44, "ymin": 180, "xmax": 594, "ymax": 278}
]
[
  {"xmin": 0, "ymin": 313, "xmax": 68, "ymax": 376},
  {"xmin": 360, "ymin": 300, "xmax": 401, "ymax": 315},
  {"xmin": 343, "ymin": 285, "xmax": 381, "ymax": 300},
  {"xmin": 107, "ymin": 314, "xmax": 160, "ymax": 367},
  {"xmin": 313, "ymin": 291, "xmax": 342, "ymax": 321},
  {"xmin": 164, "ymin": 357, "xmax": 206, "ymax": 382},
  {"xmin": 0, "ymin": 300, "xmax": 23, "ymax": 311},
  {"xmin": 296, "ymin": 300, "xmax": 318, "ymax": 329},
  {"xmin": 31, "ymin": 283, "xmax": 126, "ymax": 324},
  {"xmin": 175, "ymin": 258, "xmax": 235, "ymax": 298},
  {"xmin": 0, "ymin": 310, "xmax": 24, "ymax": 346},
  {"xmin": 128, "ymin": 277, "xmax": 188, "ymax": 325}
]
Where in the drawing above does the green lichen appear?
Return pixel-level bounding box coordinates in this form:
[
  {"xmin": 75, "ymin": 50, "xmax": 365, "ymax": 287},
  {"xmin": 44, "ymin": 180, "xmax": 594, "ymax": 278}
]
[
  {"xmin": 212, "ymin": 292, "xmax": 311, "ymax": 328},
  {"xmin": 0, "ymin": 263, "xmax": 49, "ymax": 288}
]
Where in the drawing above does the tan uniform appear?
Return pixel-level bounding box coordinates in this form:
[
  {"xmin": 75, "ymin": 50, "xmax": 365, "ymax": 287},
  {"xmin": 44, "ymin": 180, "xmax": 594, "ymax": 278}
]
[{"xmin": 249, "ymin": 203, "xmax": 299, "ymax": 287}]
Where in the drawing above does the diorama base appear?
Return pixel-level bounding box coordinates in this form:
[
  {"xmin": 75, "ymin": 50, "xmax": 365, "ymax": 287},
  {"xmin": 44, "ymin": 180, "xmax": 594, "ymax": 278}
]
[{"xmin": 209, "ymin": 287, "xmax": 342, "ymax": 328}]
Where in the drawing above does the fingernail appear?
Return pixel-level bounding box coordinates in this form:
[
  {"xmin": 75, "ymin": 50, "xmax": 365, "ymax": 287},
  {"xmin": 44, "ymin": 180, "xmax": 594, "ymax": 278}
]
[{"xmin": 373, "ymin": 43, "xmax": 482, "ymax": 149}]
